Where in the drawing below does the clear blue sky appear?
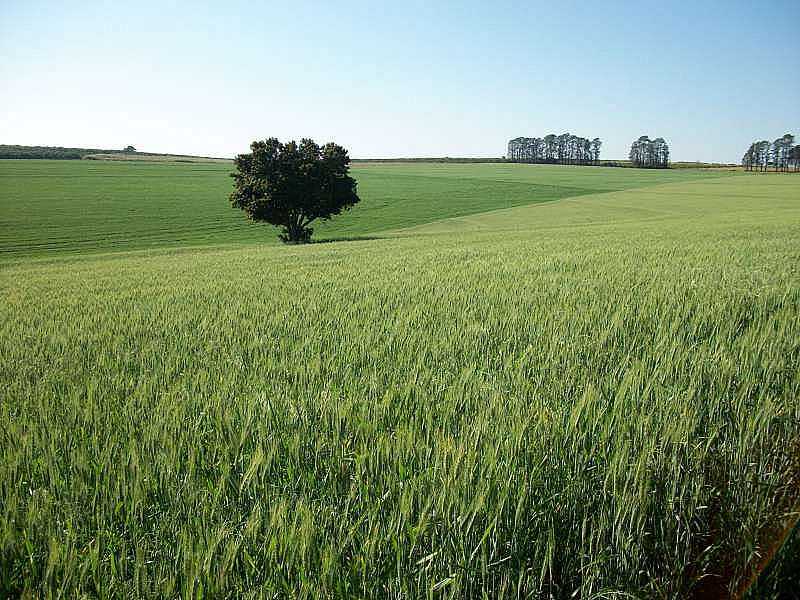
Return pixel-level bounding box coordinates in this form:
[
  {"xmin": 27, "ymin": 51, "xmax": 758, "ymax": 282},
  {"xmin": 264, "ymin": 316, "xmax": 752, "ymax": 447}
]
[{"xmin": 1, "ymin": 0, "xmax": 798, "ymax": 161}]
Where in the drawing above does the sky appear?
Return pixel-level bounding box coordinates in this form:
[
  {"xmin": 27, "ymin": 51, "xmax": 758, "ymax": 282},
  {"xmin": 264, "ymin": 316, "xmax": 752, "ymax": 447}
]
[{"xmin": 1, "ymin": 0, "xmax": 798, "ymax": 162}]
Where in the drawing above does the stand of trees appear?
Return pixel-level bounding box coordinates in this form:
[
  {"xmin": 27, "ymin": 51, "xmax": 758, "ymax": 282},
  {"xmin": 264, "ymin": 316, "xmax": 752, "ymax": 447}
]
[
  {"xmin": 0, "ymin": 145, "xmax": 137, "ymax": 159},
  {"xmin": 507, "ymin": 134, "xmax": 601, "ymax": 165},
  {"xmin": 742, "ymin": 134, "xmax": 798, "ymax": 171},
  {"xmin": 628, "ymin": 136, "xmax": 670, "ymax": 168}
]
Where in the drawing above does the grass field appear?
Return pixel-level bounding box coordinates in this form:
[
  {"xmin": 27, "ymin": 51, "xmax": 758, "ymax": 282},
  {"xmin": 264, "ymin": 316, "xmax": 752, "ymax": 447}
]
[
  {"xmin": 1, "ymin": 160, "xmax": 731, "ymax": 258},
  {"xmin": 1, "ymin": 161, "xmax": 799, "ymax": 597}
]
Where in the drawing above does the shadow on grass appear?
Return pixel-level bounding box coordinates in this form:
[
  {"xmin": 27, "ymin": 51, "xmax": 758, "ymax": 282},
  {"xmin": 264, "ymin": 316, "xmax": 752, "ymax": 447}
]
[
  {"xmin": 743, "ymin": 513, "xmax": 800, "ymax": 599},
  {"xmin": 310, "ymin": 235, "xmax": 386, "ymax": 245}
]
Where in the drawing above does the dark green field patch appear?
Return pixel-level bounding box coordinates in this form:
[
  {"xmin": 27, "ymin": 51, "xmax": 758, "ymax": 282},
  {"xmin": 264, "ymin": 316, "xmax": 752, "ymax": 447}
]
[{"xmin": 313, "ymin": 174, "xmax": 599, "ymax": 238}]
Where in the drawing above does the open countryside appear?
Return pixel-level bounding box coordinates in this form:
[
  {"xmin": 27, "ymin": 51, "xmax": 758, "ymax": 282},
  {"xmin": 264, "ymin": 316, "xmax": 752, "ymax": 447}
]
[
  {"xmin": 2, "ymin": 0, "xmax": 799, "ymax": 597},
  {"xmin": 1, "ymin": 160, "xmax": 739, "ymax": 257},
  {"xmin": 2, "ymin": 157, "xmax": 799, "ymax": 597}
]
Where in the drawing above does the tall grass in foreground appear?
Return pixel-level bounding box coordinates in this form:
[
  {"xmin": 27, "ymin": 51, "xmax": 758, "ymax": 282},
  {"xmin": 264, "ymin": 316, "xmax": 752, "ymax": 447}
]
[{"xmin": 1, "ymin": 185, "xmax": 799, "ymax": 597}]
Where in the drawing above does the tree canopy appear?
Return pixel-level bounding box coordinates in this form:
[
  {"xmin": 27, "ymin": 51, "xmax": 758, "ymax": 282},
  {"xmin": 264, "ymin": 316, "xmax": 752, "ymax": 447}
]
[
  {"xmin": 628, "ymin": 136, "xmax": 670, "ymax": 169},
  {"xmin": 743, "ymin": 133, "xmax": 797, "ymax": 172},
  {"xmin": 0, "ymin": 145, "xmax": 120, "ymax": 159},
  {"xmin": 507, "ymin": 133, "xmax": 601, "ymax": 165},
  {"xmin": 230, "ymin": 138, "xmax": 360, "ymax": 243}
]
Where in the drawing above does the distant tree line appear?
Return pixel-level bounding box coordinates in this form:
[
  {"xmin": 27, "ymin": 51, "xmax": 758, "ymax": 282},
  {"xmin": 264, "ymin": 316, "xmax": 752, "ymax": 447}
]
[
  {"xmin": 0, "ymin": 145, "xmax": 136, "ymax": 159},
  {"xmin": 352, "ymin": 157, "xmax": 507, "ymax": 164},
  {"xmin": 507, "ymin": 134, "xmax": 602, "ymax": 165},
  {"xmin": 628, "ymin": 136, "xmax": 670, "ymax": 168},
  {"xmin": 742, "ymin": 134, "xmax": 798, "ymax": 172}
]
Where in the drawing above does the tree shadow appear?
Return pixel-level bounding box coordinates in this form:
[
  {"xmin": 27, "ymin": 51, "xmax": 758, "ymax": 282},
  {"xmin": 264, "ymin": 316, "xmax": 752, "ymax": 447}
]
[{"xmin": 310, "ymin": 235, "xmax": 385, "ymax": 245}]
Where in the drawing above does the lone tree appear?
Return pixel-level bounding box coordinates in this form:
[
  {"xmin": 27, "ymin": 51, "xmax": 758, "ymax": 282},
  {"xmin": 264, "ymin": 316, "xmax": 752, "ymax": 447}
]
[{"xmin": 230, "ymin": 138, "xmax": 360, "ymax": 243}]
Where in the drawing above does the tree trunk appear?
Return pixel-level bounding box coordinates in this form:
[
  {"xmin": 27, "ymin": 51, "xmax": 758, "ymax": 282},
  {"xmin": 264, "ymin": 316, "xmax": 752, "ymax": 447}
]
[{"xmin": 281, "ymin": 218, "xmax": 313, "ymax": 244}]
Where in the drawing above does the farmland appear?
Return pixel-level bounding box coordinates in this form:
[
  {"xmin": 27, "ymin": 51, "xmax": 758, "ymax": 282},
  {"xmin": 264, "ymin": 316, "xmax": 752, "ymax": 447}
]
[
  {"xmin": 1, "ymin": 160, "xmax": 732, "ymax": 258},
  {"xmin": 1, "ymin": 161, "xmax": 799, "ymax": 597}
]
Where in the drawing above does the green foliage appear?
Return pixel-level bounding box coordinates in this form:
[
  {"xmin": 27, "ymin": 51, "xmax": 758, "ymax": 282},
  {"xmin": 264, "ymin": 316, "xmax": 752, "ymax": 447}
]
[
  {"xmin": 0, "ymin": 145, "xmax": 224, "ymax": 162},
  {"xmin": 629, "ymin": 136, "xmax": 670, "ymax": 168},
  {"xmin": 508, "ymin": 133, "xmax": 601, "ymax": 165},
  {"xmin": 230, "ymin": 138, "xmax": 360, "ymax": 243},
  {"xmin": 743, "ymin": 133, "xmax": 798, "ymax": 172},
  {"xmin": 0, "ymin": 144, "xmax": 122, "ymax": 159}
]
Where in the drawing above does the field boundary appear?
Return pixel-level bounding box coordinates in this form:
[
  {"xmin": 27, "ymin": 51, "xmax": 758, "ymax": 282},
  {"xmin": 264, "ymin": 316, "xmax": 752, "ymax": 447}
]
[{"xmin": 383, "ymin": 173, "xmax": 740, "ymax": 236}]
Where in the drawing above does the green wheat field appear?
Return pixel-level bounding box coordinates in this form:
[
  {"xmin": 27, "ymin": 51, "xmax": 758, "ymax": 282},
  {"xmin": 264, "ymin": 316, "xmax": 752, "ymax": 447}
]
[{"xmin": 1, "ymin": 160, "xmax": 799, "ymax": 597}]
